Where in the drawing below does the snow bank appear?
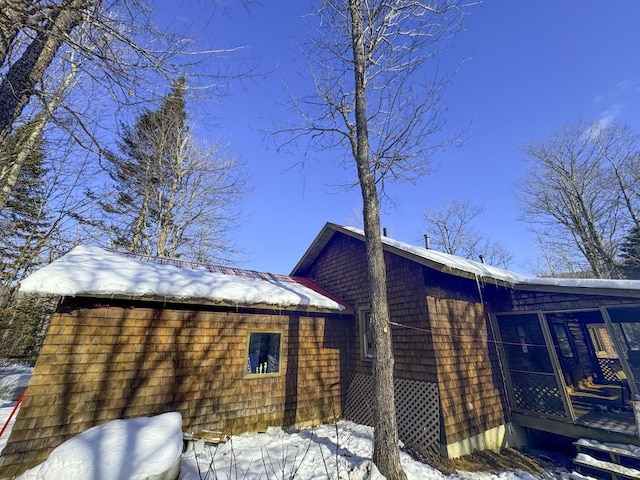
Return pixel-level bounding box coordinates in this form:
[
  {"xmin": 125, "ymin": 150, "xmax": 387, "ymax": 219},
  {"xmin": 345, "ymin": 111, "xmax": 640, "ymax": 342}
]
[
  {"xmin": 0, "ymin": 365, "xmax": 31, "ymax": 401},
  {"xmin": 16, "ymin": 412, "xmax": 183, "ymax": 480},
  {"xmin": 19, "ymin": 245, "xmax": 345, "ymax": 311},
  {"xmin": 0, "ymin": 366, "xmax": 32, "ymax": 455}
]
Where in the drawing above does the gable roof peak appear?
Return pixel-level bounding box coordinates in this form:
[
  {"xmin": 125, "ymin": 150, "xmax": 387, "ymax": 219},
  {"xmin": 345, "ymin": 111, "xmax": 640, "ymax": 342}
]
[{"xmin": 293, "ymin": 222, "xmax": 640, "ymax": 296}]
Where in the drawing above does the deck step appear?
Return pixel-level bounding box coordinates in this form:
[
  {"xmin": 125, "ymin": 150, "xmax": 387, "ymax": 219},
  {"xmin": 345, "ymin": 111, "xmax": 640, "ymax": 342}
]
[
  {"xmin": 574, "ymin": 454, "xmax": 640, "ymax": 480},
  {"xmin": 574, "ymin": 439, "xmax": 640, "ymax": 480},
  {"xmin": 570, "ymin": 390, "xmax": 624, "ymax": 409}
]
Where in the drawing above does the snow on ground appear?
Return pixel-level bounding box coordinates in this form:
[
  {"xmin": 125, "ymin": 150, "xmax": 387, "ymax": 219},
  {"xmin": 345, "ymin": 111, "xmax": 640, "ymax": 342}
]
[
  {"xmin": 180, "ymin": 422, "xmax": 548, "ymax": 480},
  {"xmin": 0, "ymin": 364, "xmax": 32, "ymax": 455},
  {"xmin": 0, "ymin": 366, "xmax": 584, "ymax": 479},
  {"xmin": 15, "ymin": 412, "xmax": 183, "ymax": 480}
]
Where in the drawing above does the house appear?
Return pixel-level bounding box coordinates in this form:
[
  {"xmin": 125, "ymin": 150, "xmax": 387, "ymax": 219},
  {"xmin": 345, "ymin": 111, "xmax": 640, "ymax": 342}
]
[
  {"xmin": 4, "ymin": 222, "xmax": 640, "ymax": 477},
  {"xmin": 292, "ymin": 223, "xmax": 640, "ymax": 457},
  {"xmin": 0, "ymin": 246, "xmax": 353, "ymax": 478}
]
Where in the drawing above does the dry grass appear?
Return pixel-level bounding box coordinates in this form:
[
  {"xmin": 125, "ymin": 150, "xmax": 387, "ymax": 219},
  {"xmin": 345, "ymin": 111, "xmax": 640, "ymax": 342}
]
[{"xmin": 410, "ymin": 447, "xmax": 569, "ymax": 476}]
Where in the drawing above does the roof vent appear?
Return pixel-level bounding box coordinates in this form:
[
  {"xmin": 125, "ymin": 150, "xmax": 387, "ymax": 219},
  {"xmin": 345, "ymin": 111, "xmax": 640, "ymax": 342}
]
[
  {"xmin": 479, "ymin": 254, "xmax": 486, "ymax": 264},
  {"xmin": 424, "ymin": 234, "xmax": 430, "ymax": 249}
]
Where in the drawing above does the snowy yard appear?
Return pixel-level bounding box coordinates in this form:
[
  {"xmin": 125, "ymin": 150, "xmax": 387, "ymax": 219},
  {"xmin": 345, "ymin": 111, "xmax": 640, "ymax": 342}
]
[{"xmin": 0, "ymin": 366, "xmax": 584, "ymax": 479}]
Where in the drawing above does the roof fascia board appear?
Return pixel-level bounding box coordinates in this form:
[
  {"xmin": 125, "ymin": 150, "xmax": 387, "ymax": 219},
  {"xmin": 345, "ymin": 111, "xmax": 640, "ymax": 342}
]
[
  {"xmin": 62, "ymin": 293, "xmax": 352, "ymax": 315},
  {"xmin": 512, "ymin": 283, "xmax": 640, "ymax": 299}
]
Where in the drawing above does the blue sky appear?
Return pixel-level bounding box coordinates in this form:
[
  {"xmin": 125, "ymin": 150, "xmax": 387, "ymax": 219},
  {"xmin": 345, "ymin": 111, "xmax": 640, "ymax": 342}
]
[{"xmin": 162, "ymin": 1, "xmax": 640, "ymax": 274}]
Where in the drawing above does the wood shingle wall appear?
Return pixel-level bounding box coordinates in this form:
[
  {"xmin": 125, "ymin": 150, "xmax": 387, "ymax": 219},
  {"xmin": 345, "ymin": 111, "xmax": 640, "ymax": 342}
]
[
  {"xmin": 0, "ymin": 301, "xmax": 352, "ymax": 478},
  {"xmin": 426, "ymin": 296, "xmax": 506, "ymax": 447},
  {"xmin": 298, "ymin": 232, "xmax": 507, "ymax": 455},
  {"xmin": 302, "ymin": 234, "xmax": 437, "ymax": 379}
]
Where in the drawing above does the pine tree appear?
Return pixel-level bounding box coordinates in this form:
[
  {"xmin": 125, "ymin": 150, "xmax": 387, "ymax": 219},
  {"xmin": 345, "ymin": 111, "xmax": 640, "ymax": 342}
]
[
  {"xmin": 0, "ymin": 121, "xmax": 56, "ymax": 362},
  {"xmin": 99, "ymin": 77, "xmax": 245, "ymax": 262},
  {"xmin": 620, "ymin": 225, "xmax": 640, "ymax": 279},
  {"xmin": 101, "ymin": 77, "xmax": 188, "ymax": 256},
  {"xmin": 0, "ymin": 121, "xmax": 51, "ymax": 303}
]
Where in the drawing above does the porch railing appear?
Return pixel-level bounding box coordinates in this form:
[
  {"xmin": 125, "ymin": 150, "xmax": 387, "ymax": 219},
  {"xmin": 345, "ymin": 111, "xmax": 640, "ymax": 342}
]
[{"xmin": 509, "ymin": 369, "xmax": 567, "ymax": 418}]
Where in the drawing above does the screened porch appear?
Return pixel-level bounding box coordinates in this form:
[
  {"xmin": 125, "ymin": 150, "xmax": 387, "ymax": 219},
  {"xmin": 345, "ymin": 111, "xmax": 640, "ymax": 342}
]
[{"xmin": 493, "ymin": 306, "xmax": 640, "ymax": 444}]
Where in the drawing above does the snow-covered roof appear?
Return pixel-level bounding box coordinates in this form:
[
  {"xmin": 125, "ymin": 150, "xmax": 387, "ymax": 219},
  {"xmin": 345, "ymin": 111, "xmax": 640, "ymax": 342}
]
[
  {"xmin": 19, "ymin": 246, "xmax": 348, "ymax": 312},
  {"xmin": 293, "ymin": 223, "xmax": 640, "ymax": 295}
]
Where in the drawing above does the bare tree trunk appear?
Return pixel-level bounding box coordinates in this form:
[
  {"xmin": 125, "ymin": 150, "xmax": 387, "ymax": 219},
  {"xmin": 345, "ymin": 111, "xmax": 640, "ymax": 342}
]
[
  {"xmin": 0, "ymin": 0, "xmax": 90, "ymax": 144},
  {"xmin": 0, "ymin": 0, "xmax": 31, "ymax": 67},
  {"xmin": 130, "ymin": 185, "xmax": 150, "ymax": 254},
  {"xmin": 0, "ymin": 57, "xmax": 77, "ymax": 212},
  {"xmin": 350, "ymin": 1, "xmax": 406, "ymax": 478}
]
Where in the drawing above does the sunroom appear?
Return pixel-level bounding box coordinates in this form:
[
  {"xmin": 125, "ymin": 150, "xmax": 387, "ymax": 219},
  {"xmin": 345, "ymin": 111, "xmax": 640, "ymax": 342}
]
[{"xmin": 493, "ymin": 303, "xmax": 640, "ymax": 444}]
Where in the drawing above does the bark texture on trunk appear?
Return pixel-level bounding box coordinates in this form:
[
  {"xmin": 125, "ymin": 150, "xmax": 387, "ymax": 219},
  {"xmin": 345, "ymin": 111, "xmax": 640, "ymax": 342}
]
[
  {"xmin": 0, "ymin": 0, "xmax": 31, "ymax": 68},
  {"xmin": 0, "ymin": 0, "xmax": 89, "ymax": 144},
  {"xmin": 349, "ymin": 1, "xmax": 406, "ymax": 478}
]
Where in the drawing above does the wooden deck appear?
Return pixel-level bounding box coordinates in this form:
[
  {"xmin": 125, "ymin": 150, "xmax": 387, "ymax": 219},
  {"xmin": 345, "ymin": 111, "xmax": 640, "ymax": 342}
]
[
  {"xmin": 577, "ymin": 409, "xmax": 638, "ymax": 438},
  {"xmin": 513, "ymin": 408, "xmax": 640, "ymax": 446}
]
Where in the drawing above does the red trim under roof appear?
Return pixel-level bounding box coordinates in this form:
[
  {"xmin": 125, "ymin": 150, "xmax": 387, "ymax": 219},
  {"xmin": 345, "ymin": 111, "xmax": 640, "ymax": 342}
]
[{"xmin": 292, "ymin": 276, "xmax": 353, "ymax": 312}]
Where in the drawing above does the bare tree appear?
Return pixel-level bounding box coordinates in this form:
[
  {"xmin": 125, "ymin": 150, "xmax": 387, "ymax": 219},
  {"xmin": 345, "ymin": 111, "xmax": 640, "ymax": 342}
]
[
  {"xmin": 422, "ymin": 199, "xmax": 513, "ymax": 268},
  {"xmin": 518, "ymin": 120, "xmax": 631, "ymax": 278},
  {"xmin": 0, "ymin": 0, "xmax": 33, "ymax": 67},
  {"xmin": 0, "ymin": 0, "xmax": 244, "ymax": 212},
  {"xmin": 0, "ymin": 45, "xmax": 79, "ymax": 212},
  {"xmin": 591, "ymin": 122, "xmax": 640, "ymax": 230},
  {"xmin": 274, "ymin": 1, "xmax": 473, "ymax": 477},
  {"xmin": 0, "ymin": 113, "xmax": 97, "ymax": 362},
  {"xmin": 523, "ymin": 232, "xmax": 594, "ymax": 278}
]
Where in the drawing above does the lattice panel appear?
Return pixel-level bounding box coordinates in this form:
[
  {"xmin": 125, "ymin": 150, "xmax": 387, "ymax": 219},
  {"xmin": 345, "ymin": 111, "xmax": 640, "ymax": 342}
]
[
  {"xmin": 343, "ymin": 374, "xmax": 440, "ymax": 457},
  {"xmin": 511, "ymin": 373, "xmax": 566, "ymax": 417},
  {"xmin": 344, "ymin": 374, "xmax": 374, "ymax": 427},
  {"xmin": 394, "ymin": 378, "xmax": 440, "ymax": 456},
  {"xmin": 597, "ymin": 357, "xmax": 623, "ymax": 383}
]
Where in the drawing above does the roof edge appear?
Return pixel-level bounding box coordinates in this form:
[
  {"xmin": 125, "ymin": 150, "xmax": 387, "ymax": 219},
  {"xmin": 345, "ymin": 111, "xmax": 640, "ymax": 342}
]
[
  {"xmin": 292, "ymin": 223, "xmax": 640, "ymax": 298},
  {"xmin": 290, "ymin": 222, "xmax": 345, "ymax": 276},
  {"xmin": 54, "ymin": 292, "xmax": 353, "ymax": 314}
]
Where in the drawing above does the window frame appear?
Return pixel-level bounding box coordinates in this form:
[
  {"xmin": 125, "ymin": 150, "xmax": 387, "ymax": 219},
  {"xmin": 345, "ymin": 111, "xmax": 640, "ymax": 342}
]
[
  {"xmin": 244, "ymin": 330, "xmax": 284, "ymax": 378},
  {"xmin": 358, "ymin": 307, "xmax": 374, "ymax": 360},
  {"xmin": 587, "ymin": 323, "xmax": 617, "ymax": 359}
]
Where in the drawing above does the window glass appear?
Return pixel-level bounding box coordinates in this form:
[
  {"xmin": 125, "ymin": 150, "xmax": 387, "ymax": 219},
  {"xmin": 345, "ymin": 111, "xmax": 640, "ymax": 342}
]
[
  {"xmin": 553, "ymin": 323, "xmax": 574, "ymax": 358},
  {"xmin": 360, "ymin": 309, "xmax": 373, "ymax": 359},
  {"xmin": 246, "ymin": 332, "xmax": 281, "ymax": 375},
  {"xmin": 517, "ymin": 324, "xmax": 529, "ymax": 353}
]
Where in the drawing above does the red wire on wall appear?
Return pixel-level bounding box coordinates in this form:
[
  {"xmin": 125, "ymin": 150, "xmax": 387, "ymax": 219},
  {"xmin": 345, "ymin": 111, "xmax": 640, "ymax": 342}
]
[{"xmin": 0, "ymin": 387, "xmax": 27, "ymax": 439}]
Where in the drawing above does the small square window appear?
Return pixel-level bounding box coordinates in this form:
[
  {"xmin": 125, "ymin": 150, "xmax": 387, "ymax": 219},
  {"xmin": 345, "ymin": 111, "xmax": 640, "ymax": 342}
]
[{"xmin": 246, "ymin": 332, "xmax": 281, "ymax": 375}]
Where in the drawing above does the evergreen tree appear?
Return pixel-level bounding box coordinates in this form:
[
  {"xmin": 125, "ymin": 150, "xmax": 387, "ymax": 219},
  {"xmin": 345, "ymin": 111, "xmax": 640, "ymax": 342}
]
[
  {"xmin": 99, "ymin": 77, "xmax": 246, "ymax": 262},
  {"xmin": 101, "ymin": 77, "xmax": 188, "ymax": 256},
  {"xmin": 0, "ymin": 121, "xmax": 51, "ymax": 303},
  {"xmin": 0, "ymin": 121, "xmax": 56, "ymax": 362},
  {"xmin": 620, "ymin": 225, "xmax": 640, "ymax": 279}
]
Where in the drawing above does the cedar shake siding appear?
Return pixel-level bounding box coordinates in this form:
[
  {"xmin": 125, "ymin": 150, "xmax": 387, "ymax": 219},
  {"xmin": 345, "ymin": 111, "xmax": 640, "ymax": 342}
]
[
  {"xmin": 0, "ymin": 298, "xmax": 353, "ymax": 478},
  {"xmin": 424, "ymin": 271, "xmax": 508, "ymax": 447},
  {"xmin": 296, "ymin": 231, "xmax": 507, "ymax": 453},
  {"xmin": 425, "ymin": 296, "xmax": 506, "ymax": 446}
]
